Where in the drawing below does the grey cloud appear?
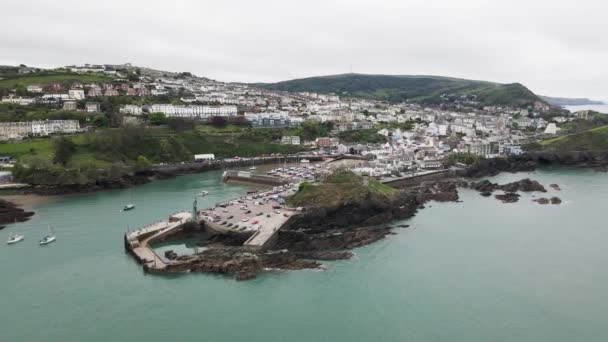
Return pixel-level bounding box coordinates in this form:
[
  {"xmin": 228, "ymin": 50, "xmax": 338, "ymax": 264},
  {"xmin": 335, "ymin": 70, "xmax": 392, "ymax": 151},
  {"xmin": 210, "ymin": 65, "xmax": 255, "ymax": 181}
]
[{"xmin": 0, "ymin": 0, "xmax": 606, "ymax": 99}]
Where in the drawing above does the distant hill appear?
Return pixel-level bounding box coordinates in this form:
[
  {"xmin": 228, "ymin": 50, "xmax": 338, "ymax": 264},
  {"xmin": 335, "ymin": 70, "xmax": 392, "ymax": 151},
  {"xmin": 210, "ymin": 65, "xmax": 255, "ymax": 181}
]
[
  {"xmin": 256, "ymin": 74, "xmax": 546, "ymax": 108},
  {"xmin": 540, "ymin": 96, "xmax": 604, "ymax": 107}
]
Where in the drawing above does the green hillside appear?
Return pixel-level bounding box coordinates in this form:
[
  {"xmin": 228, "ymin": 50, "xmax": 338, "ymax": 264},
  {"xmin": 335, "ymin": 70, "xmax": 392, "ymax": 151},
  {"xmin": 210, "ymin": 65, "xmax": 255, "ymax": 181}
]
[
  {"xmin": 0, "ymin": 71, "xmax": 114, "ymax": 91},
  {"xmin": 256, "ymin": 74, "xmax": 544, "ymax": 107},
  {"xmin": 532, "ymin": 125, "xmax": 608, "ymax": 152}
]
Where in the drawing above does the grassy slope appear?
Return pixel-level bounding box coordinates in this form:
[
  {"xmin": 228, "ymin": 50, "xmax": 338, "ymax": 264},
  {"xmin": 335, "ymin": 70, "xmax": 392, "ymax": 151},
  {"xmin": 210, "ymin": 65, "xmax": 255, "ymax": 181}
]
[
  {"xmin": 0, "ymin": 125, "xmax": 307, "ymax": 167},
  {"xmin": 534, "ymin": 125, "xmax": 608, "ymax": 151},
  {"xmin": 287, "ymin": 171, "xmax": 396, "ymax": 208},
  {"xmin": 257, "ymin": 74, "xmax": 542, "ymax": 107},
  {"xmin": 0, "ymin": 72, "xmax": 113, "ymax": 89}
]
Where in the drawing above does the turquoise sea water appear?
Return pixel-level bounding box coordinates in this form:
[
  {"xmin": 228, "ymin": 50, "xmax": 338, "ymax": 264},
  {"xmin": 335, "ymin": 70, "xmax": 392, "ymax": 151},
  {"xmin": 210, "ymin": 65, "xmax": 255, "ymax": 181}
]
[{"xmin": 1, "ymin": 168, "xmax": 607, "ymax": 341}]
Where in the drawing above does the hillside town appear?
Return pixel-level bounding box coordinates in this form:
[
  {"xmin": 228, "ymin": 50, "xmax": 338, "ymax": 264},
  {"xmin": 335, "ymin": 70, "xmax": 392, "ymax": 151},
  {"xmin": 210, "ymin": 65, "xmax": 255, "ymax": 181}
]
[{"xmin": 0, "ymin": 63, "xmax": 594, "ymax": 177}]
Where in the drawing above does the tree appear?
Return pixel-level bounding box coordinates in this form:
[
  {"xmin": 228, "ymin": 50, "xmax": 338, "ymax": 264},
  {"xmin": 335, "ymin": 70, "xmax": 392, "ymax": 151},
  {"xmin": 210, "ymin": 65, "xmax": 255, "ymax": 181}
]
[
  {"xmin": 53, "ymin": 137, "xmax": 76, "ymax": 165},
  {"xmin": 92, "ymin": 115, "xmax": 110, "ymax": 127},
  {"xmin": 148, "ymin": 112, "xmax": 167, "ymax": 125},
  {"xmin": 15, "ymin": 84, "xmax": 27, "ymax": 96},
  {"xmin": 135, "ymin": 155, "xmax": 152, "ymax": 171},
  {"xmin": 210, "ymin": 116, "xmax": 228, "ymax": 128},
  {"xmin": 167, "ymin": 117, "xmax": 195, "ymax": 131}
]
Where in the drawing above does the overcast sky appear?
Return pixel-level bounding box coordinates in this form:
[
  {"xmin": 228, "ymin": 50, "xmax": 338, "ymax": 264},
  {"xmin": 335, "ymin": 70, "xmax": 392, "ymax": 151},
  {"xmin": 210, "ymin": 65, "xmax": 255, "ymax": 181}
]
[{"xmin": 1, "ymin": 0, "xmax": 606, "ymax": 99}]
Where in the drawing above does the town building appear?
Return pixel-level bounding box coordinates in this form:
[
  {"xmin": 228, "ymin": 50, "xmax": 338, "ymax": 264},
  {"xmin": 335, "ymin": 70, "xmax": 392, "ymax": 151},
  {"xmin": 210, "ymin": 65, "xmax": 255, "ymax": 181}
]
[
  {"xmin": 244, "ymin": 112, "xmax": 294, "ymax": 128},
  {"xmin": 149, "ymin": 104, "xmax": 237, "ymax": 120},
  {"xmin": 194, "ymin": 154, "xmax": 215, "ymax": 161},
  {"xmin": 86, "ymin": 102, "xmax": 101, "ymax": 113},
  {"xmin": 31, "ymin": 120, "xmax": 80, "ymax": 136},
  {"xmin": 281, "ymin": 136, "xmax": 301, "ymax": 145},
  {"xmin": 68, "ymin": 89, "xmax": 85, "ymax": 100},
  {"xmin": 63, "ymin": 101, "xmax": 78, "ymax": 111},
  {"xmin": 120, "ymin": 105, "xmax": 143, "ymax": 116}
]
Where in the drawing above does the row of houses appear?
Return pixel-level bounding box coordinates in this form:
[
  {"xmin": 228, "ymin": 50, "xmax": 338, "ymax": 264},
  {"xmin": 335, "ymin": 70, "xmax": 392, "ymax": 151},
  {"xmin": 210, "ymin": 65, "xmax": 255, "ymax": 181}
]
[{"xmin": 0, "ymin": 120, "xmax": 81, "ymax": 140}]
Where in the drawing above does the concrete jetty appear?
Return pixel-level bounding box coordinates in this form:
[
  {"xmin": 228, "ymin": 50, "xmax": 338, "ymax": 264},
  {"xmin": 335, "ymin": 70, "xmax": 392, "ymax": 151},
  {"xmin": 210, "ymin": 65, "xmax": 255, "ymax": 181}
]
[{"xmin": 124, "ymin": 211, "xmax": 192, "ymax": 271}]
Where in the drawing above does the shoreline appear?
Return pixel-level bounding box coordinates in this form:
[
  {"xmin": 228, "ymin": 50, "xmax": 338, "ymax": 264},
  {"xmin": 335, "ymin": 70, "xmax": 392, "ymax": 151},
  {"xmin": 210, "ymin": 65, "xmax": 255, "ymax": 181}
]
[{"xmin": 0, "ymin": 194, "xmax": 58, "ymax": 208}]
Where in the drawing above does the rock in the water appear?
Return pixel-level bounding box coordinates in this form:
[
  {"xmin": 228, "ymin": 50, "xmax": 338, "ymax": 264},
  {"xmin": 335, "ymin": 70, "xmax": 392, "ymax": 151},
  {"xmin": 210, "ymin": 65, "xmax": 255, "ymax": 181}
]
[
  {"xmin": 469, "ymin": 178, "xmax": 546, "ymax": 194},
  {"xmin": 550, "ymin": 197, "xmax": 562, "ymax": 204},
  {"xmin": 534, "ymin": 197, "xmax": 550, "ymax": 204},
  {"xmin": 494, "ymin": 192, "xmax": 521, "ymax": 203},
  {"xmin": 549, "ymin": 184, "xmax": 561, "ymax": 191}
]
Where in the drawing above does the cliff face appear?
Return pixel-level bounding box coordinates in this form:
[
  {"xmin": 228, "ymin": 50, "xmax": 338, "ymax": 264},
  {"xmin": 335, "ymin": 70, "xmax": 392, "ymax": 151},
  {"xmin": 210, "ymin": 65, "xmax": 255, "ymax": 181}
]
[{"xmin": 464, "ymin": 151, "xmax": 608, "ymax": 178}]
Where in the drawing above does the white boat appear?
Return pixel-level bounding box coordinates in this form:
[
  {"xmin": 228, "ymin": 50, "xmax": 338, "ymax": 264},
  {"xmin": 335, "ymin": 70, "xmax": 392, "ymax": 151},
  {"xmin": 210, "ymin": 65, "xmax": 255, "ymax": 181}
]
[
  {"xmin": 300, "ymin": 159, "xmax": 310, "ymax": 163},
  {"xmin": 249, "ymin": 166, "xmax": 257, "ymax": 170},
  {"xmin": 6, "ymin": 234, "xmax": 24, "ymax": 245},
  {"xmin": 39, "ymin": 224, "xmax": 56, "ymax": 245},
  {"xmin": 199, "ymin": 190, "xmax": 209, "ymax": 196},
  {"xmin": 123, "ymin": 189, "xmax": 135, "ymax": 211}
]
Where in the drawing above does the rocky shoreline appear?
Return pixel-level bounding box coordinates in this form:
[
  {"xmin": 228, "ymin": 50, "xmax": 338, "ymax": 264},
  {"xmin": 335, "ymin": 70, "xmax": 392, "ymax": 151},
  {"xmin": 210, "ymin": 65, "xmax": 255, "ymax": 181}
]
[
  {"xmin": 159, "ymin": 172, "xmax": 570, "ymax": 280},
  {"xmin": 159, "ymin": 178, "xmax": 462, "ymax": 280},
  {"xmin": 0, "ymin": 199, "xmax": 35, "ymax": 227}
]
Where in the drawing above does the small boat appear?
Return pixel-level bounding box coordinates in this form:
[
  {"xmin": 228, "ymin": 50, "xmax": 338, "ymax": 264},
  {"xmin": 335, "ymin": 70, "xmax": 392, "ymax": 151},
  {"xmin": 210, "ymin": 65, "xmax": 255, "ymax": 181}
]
[
  {"xmin": 198, "ymin": 191, "xmax": 209, "ymax": 196},
  {"xmin": 249, "ymin": 166, "xmax": 257, "ymax": 170},
  {"xmin": 6, "ymin": 234, "xmax": 24, "ymax": 245},
  {"xmin": 300, "ymin": 159, "xmax": 310, "ymax": 163},
  {"xmin": 247, "ymin": 189, "xmax": 258, "ymax": 194},
  {"xmin": 39, "ymin": 224, "xmax": 56, "ymax": 245},
  {"xmin": 123, "ymin": 189, "xmax": 135, "ymax": 211}
]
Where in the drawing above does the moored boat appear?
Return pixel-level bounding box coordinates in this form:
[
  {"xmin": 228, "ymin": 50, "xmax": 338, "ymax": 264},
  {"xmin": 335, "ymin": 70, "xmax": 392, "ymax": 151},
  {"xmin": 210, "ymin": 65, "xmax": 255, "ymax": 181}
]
[
  {"xmin": 6, "ymin": 234, "xmax": 24, "ymax": 245},
  {"xmin": 39, "ymin": 224, "xmax": 56, "ymax": 245}
]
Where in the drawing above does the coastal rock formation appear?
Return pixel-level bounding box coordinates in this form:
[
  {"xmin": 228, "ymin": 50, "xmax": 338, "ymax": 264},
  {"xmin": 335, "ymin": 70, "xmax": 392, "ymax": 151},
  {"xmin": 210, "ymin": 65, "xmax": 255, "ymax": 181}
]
[
  {"xmin": 533, "ymin": 197, "xmax": 562, "ymax": 205},
  {"xmin": 549, "ymin": 184, "xmax": 561, "ymax": 190},
  {"xmin": 0, "ymin": 199, "xmax": 34, "ymax": 225},
  {"xmin": 550, "ymin": 197, "xmax": 562, "ymax": 204},
  {"xmin": 468, "ymin": 178, "xmax": 546, "ymax": 194},
  {"xmin": 494, "ymin": 192, "xmax": 521, "ymax": 203}
]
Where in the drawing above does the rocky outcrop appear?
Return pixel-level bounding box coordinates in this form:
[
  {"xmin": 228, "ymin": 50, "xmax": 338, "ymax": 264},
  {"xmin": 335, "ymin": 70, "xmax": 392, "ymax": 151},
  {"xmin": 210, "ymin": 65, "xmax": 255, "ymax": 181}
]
[
  {"xmin": 550, "ymin": 197, "xmax": 562, "ymax": 204},
  {"xmin": 495, "ymin": 192, "xmax": 521, "ymax": 203},
  {"xmin": 468, "ymin": 178, "xmax": 546, "ymax": 194},
  {"xmin": 549, "ymin": 184, "xmax": 561, "ymax": 191},
  {"xmin": 0, "ymin": 199, "xmax": 34, "ymax": 225},
  {"xmin": 534, "ymin": 196, "xmax": 562, "ymax": 205}
]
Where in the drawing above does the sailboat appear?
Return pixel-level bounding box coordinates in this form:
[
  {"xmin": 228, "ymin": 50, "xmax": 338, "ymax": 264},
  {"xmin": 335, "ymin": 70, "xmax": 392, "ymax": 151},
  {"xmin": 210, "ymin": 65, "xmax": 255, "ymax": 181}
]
[
  {"xmin": 123, "ymin": 189, "xmax": 135, "ymax": 211},
  {"xmin": 39, "ymin": 224, "xmax": 56, "ymax": 245},
  {"xmin": 249, "ymin": 158, "xmax": 257, "ymax": 171},
  {"xmin": 6, "ymin": 233, "xmax": 24, "ymax": 245}
]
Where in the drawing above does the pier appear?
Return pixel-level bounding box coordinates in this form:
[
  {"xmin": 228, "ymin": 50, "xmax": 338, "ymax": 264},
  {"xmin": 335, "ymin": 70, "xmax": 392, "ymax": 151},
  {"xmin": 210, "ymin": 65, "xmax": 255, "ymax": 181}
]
[{"xmin": 124, "ymin": 211, "xmax": 192, "ymax": 271}]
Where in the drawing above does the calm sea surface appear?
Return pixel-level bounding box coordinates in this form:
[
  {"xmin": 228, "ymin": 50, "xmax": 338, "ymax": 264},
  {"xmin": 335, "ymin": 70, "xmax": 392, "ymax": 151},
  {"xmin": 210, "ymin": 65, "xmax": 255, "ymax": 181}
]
[
  {"xmin": 1, "ymin": 168, "xmax": 607, "ymax": 342},
  {"xmin": 565, "ymin": 104, "xmax": 608, "ymax": 114}
]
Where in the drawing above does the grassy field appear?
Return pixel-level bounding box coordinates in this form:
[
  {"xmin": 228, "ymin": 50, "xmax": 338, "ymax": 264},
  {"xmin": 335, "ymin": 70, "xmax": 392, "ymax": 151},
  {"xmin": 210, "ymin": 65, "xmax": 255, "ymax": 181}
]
[
  {"xmin": 287, "ymin": 171, "xmax": 396, "ymax": 207},
  {"xmin": 0, "ymin": 139, "xmax": 54, "ymax": 159},
  {"xmin": 0, "ymin": 72, "xmax": 114, "ymax": 89}
]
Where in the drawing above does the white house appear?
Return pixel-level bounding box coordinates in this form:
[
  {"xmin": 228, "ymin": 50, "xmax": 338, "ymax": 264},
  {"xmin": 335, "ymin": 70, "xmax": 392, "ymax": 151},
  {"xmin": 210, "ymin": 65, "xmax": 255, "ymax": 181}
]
[
  {"xmin": 68, "ymin": 89, "xmax": 85, "ymax": 100},
  {"xmin": 194, "ymin": 154, "xmax": 215, "ymax": 161},
  {"xmin": 544, "ymin": 123, "xmax": 559, "ymax": 135}
]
